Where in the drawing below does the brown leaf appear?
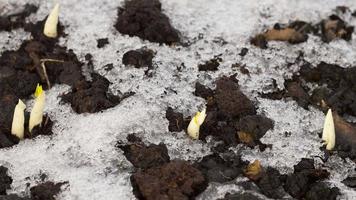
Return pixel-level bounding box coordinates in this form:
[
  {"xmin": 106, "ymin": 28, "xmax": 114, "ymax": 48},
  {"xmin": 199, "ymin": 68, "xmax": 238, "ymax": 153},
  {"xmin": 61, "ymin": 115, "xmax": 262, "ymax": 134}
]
[
  {"xmin": 245, "ymin": 160, "xmax": 263, "ymax": 181},
  {"xmin": 238, "ymin": 131, "xmax": 254, "ymax": 144}
]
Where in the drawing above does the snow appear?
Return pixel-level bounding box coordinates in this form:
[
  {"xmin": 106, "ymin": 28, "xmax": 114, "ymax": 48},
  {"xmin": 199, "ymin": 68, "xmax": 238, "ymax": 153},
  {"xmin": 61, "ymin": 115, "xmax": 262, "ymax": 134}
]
[{"xmin": 1, "ymin": 0, "xmax": 356, "ymax": 199}]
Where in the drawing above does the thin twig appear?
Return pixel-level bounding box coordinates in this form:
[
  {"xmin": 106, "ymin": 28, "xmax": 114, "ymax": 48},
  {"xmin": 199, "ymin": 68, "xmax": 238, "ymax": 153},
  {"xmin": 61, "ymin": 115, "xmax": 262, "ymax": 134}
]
[
  {"xmin": 41, "ymin": 62, "xmax": 51, "ymax": 89},
  {"xmin": 40, "ymin": 58, "xmax": 65, "ymax": 63},
  {"xmin": 39, "ymin": 58, "xmax": 65, "ymax": 89}
]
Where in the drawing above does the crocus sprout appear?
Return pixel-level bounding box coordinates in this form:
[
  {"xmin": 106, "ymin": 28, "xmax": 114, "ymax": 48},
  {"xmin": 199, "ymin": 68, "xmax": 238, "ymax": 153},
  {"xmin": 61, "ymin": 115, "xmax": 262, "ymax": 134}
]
[
  {"xmin": 29, "ymin": 84, "xmax": 46, "ymax": 132},
  {"xmin": 11, "ymin": 100, "xmax": 26, "ymax": 139},
  {"xmin": 322, "ymin": 109, "xmax": 335, "ymax": 150},
  {"xmin": 43, "ymin": 3, "xmax": 60, "ymax": 38},
  {"xmin": 187, "ymin": 108, "xmax": 206, "ymax": 139}
]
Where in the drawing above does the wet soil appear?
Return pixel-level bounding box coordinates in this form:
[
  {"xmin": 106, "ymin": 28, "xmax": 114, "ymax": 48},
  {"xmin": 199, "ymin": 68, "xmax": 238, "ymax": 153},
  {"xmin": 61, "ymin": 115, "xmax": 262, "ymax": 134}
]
[
  {"xmin": 117, "ymin": 135, "xmax": 208, "ymax": 200},
  {"xmin": 115, "ymin": 0, "xmax": 180, "ymax": 45},
  {"xmin": 342, "ymin": 176, "xmax": 356, "ymax": 188},
  {"xmin": 195, "ymin": 76, "xmax": 273, "ymax": 151},
  {"xmin": 242, "ymin": 158, "xmax": 339, "ymax": 199},
  {"xmin": 122, "ymin": 48, "xmax": 155, "ymax": 69},
  {"xmin": 195, "ymin": 152, "xmax": 247, "ymax": 183},
  {"xmin": 0, "ymin": 166, "xmax": 12, "ymax": 195},
  {"xmin": 96, "ymin": 38, "xmax": 109, "ymax": 48},
  {"xmin": 251, "ymin": 11, "xmax": 354, "ymax": 48},
  {"xmin": 198, "ymin": 57, "xmax": 222, "ymax": 71},
  {"xmin": 30, "ymin": 181, "xmax": 67, "ymax": 200}
]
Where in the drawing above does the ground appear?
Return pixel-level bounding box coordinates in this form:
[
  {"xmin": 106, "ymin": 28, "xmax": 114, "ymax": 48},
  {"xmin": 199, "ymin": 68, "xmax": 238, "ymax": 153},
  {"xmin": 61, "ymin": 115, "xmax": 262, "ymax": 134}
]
[{"xmin": 0, "ymin": 0, "xmax": 356, "ymax": 199}]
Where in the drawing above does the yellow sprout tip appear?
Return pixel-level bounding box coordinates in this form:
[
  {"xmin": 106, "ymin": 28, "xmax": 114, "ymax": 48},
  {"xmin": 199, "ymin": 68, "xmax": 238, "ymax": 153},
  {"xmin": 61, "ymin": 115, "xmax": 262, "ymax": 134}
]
[{"xmin": 34, "ymin": 84, "xmax": 43, "ymax": 97}]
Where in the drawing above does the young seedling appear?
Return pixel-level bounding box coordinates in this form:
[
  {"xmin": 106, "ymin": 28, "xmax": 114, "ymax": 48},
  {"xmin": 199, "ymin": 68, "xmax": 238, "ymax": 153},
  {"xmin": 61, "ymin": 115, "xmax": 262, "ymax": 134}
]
[
  {"xmin": 43, "ymin": 3, "xmax": 60, "ymax": 38},
  {"xmin": 11, "ymin": 100, "xmax": 26, "ymax": 139},
  {"xmin": 29, "ymin": 84, "xmax": 46, "ymax": 132},
  {"xmin": 322, "ymin": 109, "xmax": 335, "ymax": 150},
  {"xmin": 187, "ymin": 108, "xmax": 206, "ymax": 139}
]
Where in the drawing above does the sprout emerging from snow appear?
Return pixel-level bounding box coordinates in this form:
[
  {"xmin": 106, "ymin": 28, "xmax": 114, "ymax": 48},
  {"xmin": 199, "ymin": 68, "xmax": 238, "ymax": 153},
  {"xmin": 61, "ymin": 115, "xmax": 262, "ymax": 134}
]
[
  {"xmin": 29, "ymin": 84, "xmax": 46, "ymax": 132},
  {"xmin": 43, "ymin": 3, "xmax": 60, "ymax": 38},
  {"xmin": 11, "ymin": 100, "xmax": 26, "ymax": 139},
  {"xmin": 322, "ymin": 109, "xmax": 335, "ymax": 150},
  {"xmin": 187, "ymin": 108, "xmax": 206, "ymax": 139}
]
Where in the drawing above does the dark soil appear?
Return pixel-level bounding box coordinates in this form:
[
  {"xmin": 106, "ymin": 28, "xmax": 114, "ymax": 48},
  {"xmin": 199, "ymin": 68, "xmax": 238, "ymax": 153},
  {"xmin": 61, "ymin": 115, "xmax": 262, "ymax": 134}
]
[
  {"xmin": 0, "ymin": 13, "xmax": 133, "ymax": 114},
  {"xmin": 96, "ymin": 38, "xmax": 109, "ymax": 48},
  {"xmin": 131, "ymin": 160, "xmax": 207, "ymax": 200},
  {"xmin": 283, "ymin": 158, "xmax": 331, "ymax": 199},
  {"xmin": 30, "ymin": 181, "xmax": 67, "ymax": 200},
  {"xmin": 193, "ymin": 76, "xmax": 273, "ymax": 152},
  {"xmin": 342, "ymin": 176, "xmax": 356, "ymax": 188},
  {"xmin": 0, "ymin": 4, "xmax": 38, "ymax": 31},
  {"xmin": 243, "ymin": 158, "xmax": 339, "ymax": 199},
  {"xmin": 165, "ymin": 107, "xmax": 190, "ymax": 132},
  {"xmin": 117, "ymin": 135, "xmax": 170, "ymax": 169},
  {"xmin": 61, "ymin": 73, "xmax": 134, "ymax": 113},
  {"xmin": 115, "ymin": 0, "xmax": 180, "ymax": 45},
  {"xmin": 198, "ymin": 57, "xmax": 222, "ymax": 71},
  {"xmin": 251, "ymin": 11, "xmax": 354, "ymax": 48},
  {"xmin": 122, "ymin": 48, "xmax": 155, "ymax": 69},
  {"xmin": 0, "ymin": 11, "xmax": 133, "ymax": 149},
  {"xmin": 195, "ymin": 152, "xmax": 248, "ymax": 183},
  {"xmin": 0, "ymin": 166, "xmax": 12, "ymax": 195},
  {"xmin": 239, "ymin": 48, "xmax": 249, "ymax": 57},
  {"xmin": 118, "ymin": 135, "xmax": 208, "ymax": 200}
]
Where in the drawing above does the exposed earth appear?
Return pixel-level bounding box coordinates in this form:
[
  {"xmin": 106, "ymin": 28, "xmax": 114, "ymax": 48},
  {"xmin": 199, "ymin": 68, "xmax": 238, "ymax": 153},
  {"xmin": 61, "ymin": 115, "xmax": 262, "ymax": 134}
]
[{"xmin": 0, "ymin": 0, "xmax": 356, "ymax": 199}]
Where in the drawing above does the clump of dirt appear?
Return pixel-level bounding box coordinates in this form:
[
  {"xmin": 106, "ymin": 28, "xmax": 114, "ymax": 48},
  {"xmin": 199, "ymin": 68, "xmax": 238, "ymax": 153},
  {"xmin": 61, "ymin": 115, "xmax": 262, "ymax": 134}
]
[
  {"xmin": 195, "ymin": 152, "xmax": 247, "ymax": 183},
  {"xmin": 61, "ymin": 74, "xmax": 134, "ymax": 113},
  {"xmin": 236, "ymin": 115, "xmax": 274, "ymax": 148},
  {"xmin": 117, "ymin": 135, "xmax": 208, "ymax": 200},
  {"xmin": 284, "ymin": 158, "xmax": 332, "ymax": 199},
  {"xmin": 198, "ymin": 57, "xmax": 222, "ymax": 71},
  {"xmin": 239, "ymin": 48, "xmax": 249, "ymax": 57},
  {"xmin": 260, "ymin": 79, "xmax": 311, "ymax": 109},
  {"xmin": 0, "ymin": 4, "xmax": 38, "ymax": 31},
  {"xmin": 193, "ymin": 76, "xmax": 273, "ymax": 152},
  {"xmin": 131, "ymin": 160, "xmax": 207, "ymax": 200},
  {"xmin": 251, "ymin": 12, "xmax": 354, "ymax": 48},
  {"xmin": 30, "ymin": 181, "xmax": 68, "ymax": 200},
  {"xmin": 114, "ymin": 0, "xmax": 180, "ymax": 45},
  {"xmin": 165, "ymin": 107, "xmax": 189, "ymax": 132},
  {"xmin": 243, "ymin": 158, "xmax": 339, "ymax": 199},
  {"xmin": 342, "ymin": 176, "xmax": 356, "ymax": 188},
  {"xmin": 0, "ymin": 166, "xmax": 12, "ymax": 195},
  {"xmin": 122, "ymin": 48, "xmax": 155, "ymax": 69},
  {"xmin": 96, "ymin": 38, "xmax": 109, "ymax": 48},
  {"xmin": 117, "ymin": 135, "xmax": 170, "ymax": 169},
  {"xmin": 299, "ymin": 62, "xmax": 356, "ymax": 116}
]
